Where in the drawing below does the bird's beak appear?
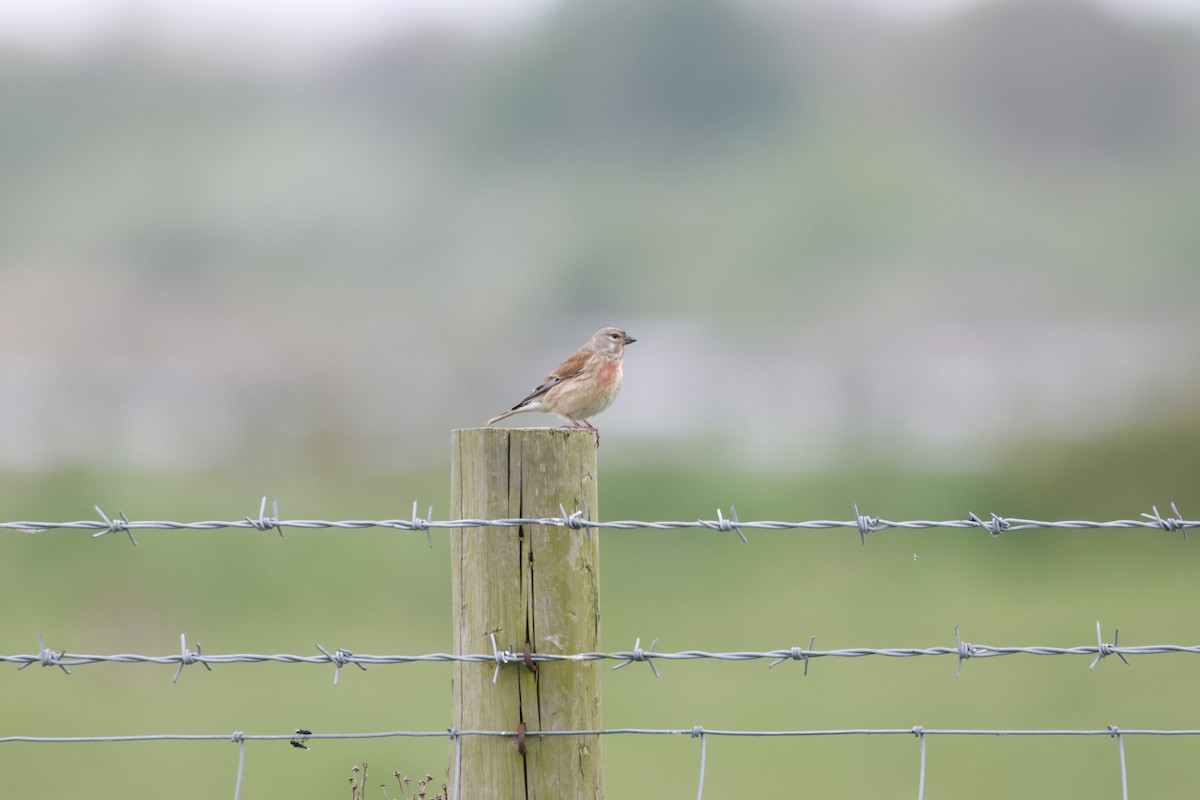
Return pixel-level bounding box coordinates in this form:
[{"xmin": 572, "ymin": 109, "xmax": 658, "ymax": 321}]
[{"xmin": 624, "ymin": 336, "xmax": 637, "ymax": 345}]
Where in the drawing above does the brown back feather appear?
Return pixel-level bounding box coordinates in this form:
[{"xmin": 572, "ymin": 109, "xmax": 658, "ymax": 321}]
[{"xmin": 510, "ymin": 348, "xmax": 591, "ymax": 409}]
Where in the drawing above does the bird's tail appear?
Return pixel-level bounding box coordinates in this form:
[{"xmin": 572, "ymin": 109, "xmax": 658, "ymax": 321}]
[{"xmin": 487, "ymin": 408, "xmax": 525, "ymax": 425}]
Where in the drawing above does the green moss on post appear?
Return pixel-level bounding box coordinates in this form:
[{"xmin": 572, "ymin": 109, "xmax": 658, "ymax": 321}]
[{"xmin": 450, "ymin": 427, "xmax": 603, "ymax": 799}]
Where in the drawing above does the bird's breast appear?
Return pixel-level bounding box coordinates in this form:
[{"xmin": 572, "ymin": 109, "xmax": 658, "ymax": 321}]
[{"xmin": 595, "ymin": 359, "xmax": 622, "ymax": 389}]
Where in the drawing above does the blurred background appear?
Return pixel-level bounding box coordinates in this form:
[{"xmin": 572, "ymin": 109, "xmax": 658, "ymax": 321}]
[{"xmin": 2, "ymin": 0, "xmax": 1199, "ymax": 796}]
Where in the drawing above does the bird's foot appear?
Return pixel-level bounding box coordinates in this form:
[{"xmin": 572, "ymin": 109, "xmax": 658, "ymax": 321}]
[
  {"xmin": 560, "ymin": 419, "xmax": 600, "ymax": 447},
  {"xmin": 582, "ymin": 420, "xmax": 599, "ymax": 446}
]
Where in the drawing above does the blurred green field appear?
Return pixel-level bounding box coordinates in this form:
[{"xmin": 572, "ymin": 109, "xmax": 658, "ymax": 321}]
[{"xmin": 1, "ymin": 424, "xmax": 1198, "ymax": 798}]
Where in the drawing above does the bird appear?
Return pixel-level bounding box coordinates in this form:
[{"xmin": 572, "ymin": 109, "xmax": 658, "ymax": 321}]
[{"xmin": 488, "ymin": 326, "xmax": 636, "ymax": 444}]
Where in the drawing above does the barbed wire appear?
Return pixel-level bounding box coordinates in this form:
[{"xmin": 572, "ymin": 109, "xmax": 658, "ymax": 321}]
[
  {"xmin": 4, "ymin": 499, "xmax": 1194, "ymax": 800},
  {"xmin": 0, "ymin": 498, "xmax": 1192, "ymax": 545},
  {"xmin": 4, "ymin": 622, "xmax": 1190, "ymax": 683},
  {"xmin": 0, "ymin": 724, "xmax": 1181, "ymax": 800}
]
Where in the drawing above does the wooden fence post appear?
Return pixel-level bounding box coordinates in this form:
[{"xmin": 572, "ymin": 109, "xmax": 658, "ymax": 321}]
[{"xmin": 449, "ymin": 427, "xmax": 603, "ymax": 799}]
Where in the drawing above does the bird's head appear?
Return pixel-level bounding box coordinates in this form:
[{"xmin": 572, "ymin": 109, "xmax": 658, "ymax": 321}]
[{"xmin": 587, "ymin": 327, "xmax": 636, "ymax": 356}]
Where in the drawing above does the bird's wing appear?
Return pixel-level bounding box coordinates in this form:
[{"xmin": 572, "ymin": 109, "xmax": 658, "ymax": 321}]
[{"xmin": 510, "ymin": 348, "xmax": 590, "ymax": 409}]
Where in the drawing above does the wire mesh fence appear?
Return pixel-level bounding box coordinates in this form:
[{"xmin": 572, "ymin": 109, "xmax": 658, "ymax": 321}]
[{"xmin": 1, "ymin": 724, "xmax": 1189, "ymax": 800}]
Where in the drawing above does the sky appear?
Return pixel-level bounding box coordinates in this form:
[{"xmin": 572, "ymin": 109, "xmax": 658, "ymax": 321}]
[{"xmin": 1, "ymin": 0, "xmax": 1197, "ymax": 54}]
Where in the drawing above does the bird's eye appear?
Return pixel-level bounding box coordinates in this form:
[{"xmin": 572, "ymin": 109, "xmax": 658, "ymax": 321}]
[{"xmin": 610, "ymin": 333, "xmax": 619, "ymax": 338}]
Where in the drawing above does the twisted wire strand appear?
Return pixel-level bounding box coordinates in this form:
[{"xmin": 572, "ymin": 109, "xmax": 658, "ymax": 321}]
[
  {"xmin": 3, "ymin": 726, "xmax": 1199, "ymax": 745},
  {"xmin": 2, "ymin": 499, "xmax": 1191, "ymax": 539},
  {"xmin": 4, "ymin": 626, "xmax": 1194, "ymax": 678}
]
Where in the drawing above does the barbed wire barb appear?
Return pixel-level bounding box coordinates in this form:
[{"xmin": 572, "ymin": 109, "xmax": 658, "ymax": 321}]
[
  {"xmin": 489, "ymin": 632, "xmax": 514, "ymax": 685},
  {"xmin": 967, "ymin": 511, "xmax": 1008, "ymax": 537},
  {"xmin": 955, "ymin": 625, "xmax": 974, "ymax": 678},
  {"xmin": 1142, "ymin": 501, "xmax": 1187, "ymax": 539},
  {"xmin": 92, "ymin": 505, "xmax": 137, "ymax": 545},
  {"xmin": 173, "ymin": 634, "xmax": 212, "ymax": 683},
  {"xmin": 246, "ymin": 497, "xmax": 284, "ymax": 537},
  {"xmin": 613, "ymin": 637, "xmax": 660, "ymax": 677},
  {"xmin": 769, "ymin": 635, "xmax": 816, "ymax": 674},
  {"xmin": 404, "ymin": 501, "xmax": 435, "ymax": 548},
  {"xmin": 708, "ymin": 506, "xmax": 747, "ymax": 543},
  {"xmin": 15, "ymin": 633, "xmax": 70, "ymax": 675},
  {"xmin": 315, "ymin": 644, "xmax": 365, "ymax": 685},
  {"xmin": 558, "ymin": 501, "xmax": 592, "ymax": 540},
  {"xmin": 1090, "ymin": 622, "xmax": 1131, "ymax": 670},
  {"xmin": 854, "ymin": 503, "xmax": 882, "ymax": 545}
]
